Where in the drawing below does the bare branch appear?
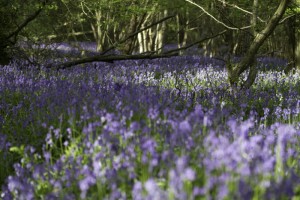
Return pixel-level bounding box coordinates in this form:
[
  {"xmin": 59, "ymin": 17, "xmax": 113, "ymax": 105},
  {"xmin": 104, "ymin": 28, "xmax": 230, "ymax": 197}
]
[
  {"xmin": 6, "ymin": 1, "xmax": 47, "ymax": 43},
  {"xmin": 279, "ymin": 14, "xmax": 296, "ymax": 24},
  {"xmin": 47, "ymin": 52, "xmax": 179, "ymax": 70},
  {"xmin": 216, "ymin": 0, "xmax": 266, "ymax": 23},
  {"xmin": 184, "ymin": 0, "xmax": 252, "ymax": 30}
]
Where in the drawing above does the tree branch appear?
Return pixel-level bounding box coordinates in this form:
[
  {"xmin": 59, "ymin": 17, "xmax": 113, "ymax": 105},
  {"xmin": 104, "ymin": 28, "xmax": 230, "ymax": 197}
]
[
  {"xmin": 216, "ymin": 0, "xmax": 266, "ymax": 23},
  {"xmin": 236, "ymin": 0, "xmax": 291, "ymax": 76},
  {"xmin": 47, "ymin": 52, "xmax": 179, "ymax": 70},
  {"xmin": 231, "ymin": 0, "xmax": 291, "ymax": 89},
  {"xmin": 279, "ymin": 14, "xmax": 297, "ymax": 24},
  {"xmin": 6, "ymin": 1, "xmax": 47, "ymax": 43},
  {"xmin": 184, "ymin": 0, "xmax": 252, "ymax": 30}
]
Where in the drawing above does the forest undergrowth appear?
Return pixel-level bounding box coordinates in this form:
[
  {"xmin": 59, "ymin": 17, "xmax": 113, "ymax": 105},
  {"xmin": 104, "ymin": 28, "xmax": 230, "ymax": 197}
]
[{"xmin": 1, "ymin": 55, "xmax": 300, "ymax": 199}]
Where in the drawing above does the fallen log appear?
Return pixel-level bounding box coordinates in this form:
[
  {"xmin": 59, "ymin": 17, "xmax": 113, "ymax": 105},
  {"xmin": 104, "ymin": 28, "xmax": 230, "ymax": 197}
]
[{"xmin": 46, "ymin": 52, "xmax": 179, "ymax": 70}]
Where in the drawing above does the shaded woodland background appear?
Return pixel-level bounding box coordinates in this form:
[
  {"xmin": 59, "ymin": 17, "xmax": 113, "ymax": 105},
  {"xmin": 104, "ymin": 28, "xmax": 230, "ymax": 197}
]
[{"xmin": 0, "ymin": 0, "xmax": 299, "ymax": 71}]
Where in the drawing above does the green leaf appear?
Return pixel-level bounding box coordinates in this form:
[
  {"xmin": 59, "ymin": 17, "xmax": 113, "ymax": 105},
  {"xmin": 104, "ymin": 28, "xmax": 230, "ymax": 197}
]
[{"xmin": 9, "ymin": 145, "xmax": 25, "ymax": 155}]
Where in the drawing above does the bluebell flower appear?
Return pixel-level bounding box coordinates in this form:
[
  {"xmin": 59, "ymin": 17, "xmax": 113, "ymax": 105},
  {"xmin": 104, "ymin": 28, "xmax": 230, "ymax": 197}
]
[
  {"xmin": 179, "ymin": 120, "xmax": 192, "ymax": 133},
  {"xmin": 132, "ymin": 181, "xmax": 143, "ymax": 200},
  {"xmin": 78, "ymin": 165, "xmax": 96, "ymax": 199}
]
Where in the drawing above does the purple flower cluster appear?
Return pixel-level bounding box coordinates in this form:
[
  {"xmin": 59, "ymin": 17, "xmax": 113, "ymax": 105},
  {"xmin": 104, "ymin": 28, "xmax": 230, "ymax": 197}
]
[
  {"xmin": 1, "ymin": 56, "xmax": 300, "ymax": 199},
  {"xmin": 203, "ymin": 120, "xmax": 300, "ymax": 199}
]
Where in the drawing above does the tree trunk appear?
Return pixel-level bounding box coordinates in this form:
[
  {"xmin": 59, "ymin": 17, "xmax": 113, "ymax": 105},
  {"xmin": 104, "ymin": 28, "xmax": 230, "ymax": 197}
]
[
  {"xmin": 176, "ymin": 12, "xmax": 188, "ymax": 55},
  {"xmin": 138, "ymin": 31, "xmax": 145, "ymax": 53},
  {"xmin": 138, "ymin": 13, "xmax": 151, "ymax": 53},
  {"xmin": 122, "ymin": 15, "xmax": 139, "ymax": 54},
  {"xmin": 252, "ymin": 0, "xmax": 259, "ymax": 36},
  {"xmin": 228, "ymin": 0, "xmax": 291, "ymax": 89},
  {"xmin": 284, "ymin": 15, "xmax": 297, "ymax": 73},
  {"xmin": 155, "ymin": 10, "xmax": 168, "ymax": 54},
  {"xmin": 296, "ymin": 33, "xmax": 300, "ymax": 69},
  {"xmin": 48, "ymin": 52, "xmax": 179, "ymax": 70},
  {"xmin": 92, "ymin": 11, "xmax": 105, "ymax": 52}
]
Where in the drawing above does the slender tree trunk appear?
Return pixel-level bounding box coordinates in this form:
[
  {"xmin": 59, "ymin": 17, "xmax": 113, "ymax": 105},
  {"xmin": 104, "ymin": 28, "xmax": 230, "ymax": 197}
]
[
  {"xmin": 148, "ymin": 28, "xmax": 155, "ymax": 51},
  {"xmin": 138, "ymin": 13, "xmax": 154, "ymax": 53},
  {"xmin": 176, "ymin": 12, "xmax": 188, "ymax": 55},
  {"xmin": 138, "ymin": 32, "xmax": 145, "ymax": 53},
  {"xmin": 155, "ymin": 10, "xmax": 168, "ymax": 54},
  {"xmin": 155, "ymin": 14, "xmax": 162, "ymax": 53},
  {"xmin": 296, "ymin": 33, "xmax": 300, "ymax": 69},
  {"xmin": 252, "ymin": 0, "xmax": 258, "ymax": 36},
  {"xmin": 138, "ymin": 15, "xmax": 150, "ymax": 53},
  {"xmin": 284, "ymin": 15, "xmax": 297, "ymax": 73},
  {"xmin": 228, "ymin": 0, "xmax": 291, "ymax": 89},
  {"xmin": 218, "ymin": 2, "xmax": 234, "ymax": 56},
  {"xmin": 92, "ymin": 11, "xmax": 105, "ymax": 52},
  {"xmin": 123, "ymin": 15, "xmax": 139, "ymax": 54}
]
